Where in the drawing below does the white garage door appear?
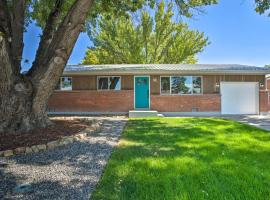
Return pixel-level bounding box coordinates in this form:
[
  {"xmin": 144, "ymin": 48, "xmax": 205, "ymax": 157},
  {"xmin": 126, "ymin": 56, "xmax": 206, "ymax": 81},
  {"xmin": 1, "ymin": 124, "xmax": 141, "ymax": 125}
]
[{"xmin": 220, "ymin": 82, "xmax": 259, "ymax": 115}]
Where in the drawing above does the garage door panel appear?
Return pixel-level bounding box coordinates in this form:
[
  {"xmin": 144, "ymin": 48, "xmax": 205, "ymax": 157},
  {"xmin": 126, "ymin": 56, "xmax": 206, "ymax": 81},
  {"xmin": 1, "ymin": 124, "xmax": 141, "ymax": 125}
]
[{"xmin": 221, "ymin": 82, "xmax": 259, "ymax": 115}]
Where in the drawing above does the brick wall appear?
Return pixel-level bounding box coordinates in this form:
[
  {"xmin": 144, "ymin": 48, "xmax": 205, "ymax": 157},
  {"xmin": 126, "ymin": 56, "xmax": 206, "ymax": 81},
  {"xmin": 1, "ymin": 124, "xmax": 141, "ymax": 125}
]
[
  {"xmin": 267, "ymin": 78, "xmax": 270, "ymax": 90},
  {"xmin": 48, "ymin": 90, "xmax": 134, "ymax": 112},
  {"xmin": 48, "ymin": 89, "xmax": 269, "ymax": 113},
  {"xmin": 259, "ymin": 90, "xmax": 269, "ymax": 113},
  {"xmin": 150, "ymin": 94, "xmax": 221, "ymax": 112}
]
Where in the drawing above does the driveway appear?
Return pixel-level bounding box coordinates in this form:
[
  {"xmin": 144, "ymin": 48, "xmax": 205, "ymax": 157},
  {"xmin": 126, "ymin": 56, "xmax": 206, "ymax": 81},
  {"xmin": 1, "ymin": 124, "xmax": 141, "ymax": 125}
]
[{"xmin": 222, "ymin": 115, "xmax": 270, "ymax": 131}]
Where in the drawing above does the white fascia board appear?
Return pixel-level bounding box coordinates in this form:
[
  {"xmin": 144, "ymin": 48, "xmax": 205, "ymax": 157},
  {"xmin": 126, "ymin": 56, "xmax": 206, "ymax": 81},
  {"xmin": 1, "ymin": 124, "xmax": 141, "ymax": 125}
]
[{"xmin": 63, "ymin": 70, "xmax": 270, "ymax": 76}]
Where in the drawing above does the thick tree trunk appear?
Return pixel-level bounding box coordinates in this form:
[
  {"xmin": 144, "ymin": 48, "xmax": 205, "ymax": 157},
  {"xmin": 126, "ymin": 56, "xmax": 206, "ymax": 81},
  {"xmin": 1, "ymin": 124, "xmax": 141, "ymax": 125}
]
[
  {"xmin": 0, "ymin": 83, "xmax": 50, "ymax": 133},
  {"xmin": 0, "ymin": 0, "xmax": 94, "ymax": 133},
  {"xmin": 0, "ymin": 36, "xmax": 43, "ymax": 132}
]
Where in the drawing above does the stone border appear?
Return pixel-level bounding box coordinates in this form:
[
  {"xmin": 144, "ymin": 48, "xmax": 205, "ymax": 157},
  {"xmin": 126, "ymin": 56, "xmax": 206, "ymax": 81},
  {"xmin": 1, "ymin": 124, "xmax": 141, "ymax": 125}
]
[{"xmin": 0, "ymin": 122, "xmax": 102, "ymax": 158}]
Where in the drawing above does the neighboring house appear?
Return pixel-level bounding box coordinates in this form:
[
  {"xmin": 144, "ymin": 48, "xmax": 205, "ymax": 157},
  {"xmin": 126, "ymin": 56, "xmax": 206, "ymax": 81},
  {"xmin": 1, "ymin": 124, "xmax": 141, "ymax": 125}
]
[{"xmin": 48, "ymin": 64, "xmax": 270, "ymax": 116}]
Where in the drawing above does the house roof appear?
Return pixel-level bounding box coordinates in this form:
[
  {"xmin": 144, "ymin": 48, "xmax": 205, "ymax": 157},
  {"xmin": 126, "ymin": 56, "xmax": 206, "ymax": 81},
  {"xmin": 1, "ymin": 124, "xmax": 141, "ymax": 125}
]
[{"xmin": 63, "ymin": 64, "xmax": 270, "ymax": 75}]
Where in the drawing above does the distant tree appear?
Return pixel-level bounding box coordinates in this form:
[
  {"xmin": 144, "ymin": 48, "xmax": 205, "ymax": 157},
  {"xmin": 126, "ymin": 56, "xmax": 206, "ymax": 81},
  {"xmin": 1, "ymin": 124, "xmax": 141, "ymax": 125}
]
[
  {"xmin": 82, "ymin": 48, "xmax": 99, "ymax": 65},
  {"xmin": 265, "ymin": 64, "xmax": 270, "ymax": 68},
  {"xmin": 83, "ymin": 1, "xmax": 209, "ymax": 65}
]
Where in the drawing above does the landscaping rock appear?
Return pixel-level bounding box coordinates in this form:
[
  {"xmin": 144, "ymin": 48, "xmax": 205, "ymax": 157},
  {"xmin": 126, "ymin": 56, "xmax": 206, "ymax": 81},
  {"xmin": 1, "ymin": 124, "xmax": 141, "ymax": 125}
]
[
  {"xmin": 47, "ymin": 141, "xmax": 59, "ymax": 149},
  {"xmin": 77, "ymin": 133, "xmax": 87, "ymax": 140},
  {"xmin": 31, "ymin": 145, "xmax": 39, "ymax": 153},
  {"xmin": 4, "ymin": 150, "xmax": 14, "ymax": 157},
  {"xmin": 66, "ymin": 137, "xmax": 74, "ymax": 143},
  {"xmin": 14, "ymin": 147, "xmax": 26, "ymax": 155},
  {"xmin": 36, "ymin": 144, "xmax": 47, "ymax": 151},
  {"xmin": 92, "ymin": 124, "xmax": 99, "ymax": 131},
  {"xmin": 25, "ymin": 147, "xmax": 33, "ymax": 154},
  {"xmin": 73, "ymin": 135, "xmax": 81, "ymax": 141},
  {"xmin": 60, "ymin": 138, "xmax": 71, "ymax": 146},
  {"xmin": 85, "ymin": 128, "xmax": 95, "ymax": 136}
]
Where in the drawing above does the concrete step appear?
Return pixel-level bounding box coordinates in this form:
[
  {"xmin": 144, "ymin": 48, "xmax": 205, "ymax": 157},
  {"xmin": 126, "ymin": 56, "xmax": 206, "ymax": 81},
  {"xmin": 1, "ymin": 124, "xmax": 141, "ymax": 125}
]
[{"xmin": 129, "ymin": 110, "xmax": 158, "ymax": 118}]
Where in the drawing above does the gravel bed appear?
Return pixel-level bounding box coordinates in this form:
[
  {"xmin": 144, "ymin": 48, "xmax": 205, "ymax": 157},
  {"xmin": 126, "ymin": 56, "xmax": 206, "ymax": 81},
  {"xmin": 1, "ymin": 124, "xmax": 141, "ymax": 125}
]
[{"xmin": 0, "ymin": 117, "xmax": 127, "ymax": 200}]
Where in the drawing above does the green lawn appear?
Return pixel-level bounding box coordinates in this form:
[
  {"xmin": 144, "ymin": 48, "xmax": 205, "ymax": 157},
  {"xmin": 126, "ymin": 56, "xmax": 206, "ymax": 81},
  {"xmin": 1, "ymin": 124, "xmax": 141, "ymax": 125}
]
[{"xmin": 92, "ymin": 118, "xmax": 270, "ymax": 200}]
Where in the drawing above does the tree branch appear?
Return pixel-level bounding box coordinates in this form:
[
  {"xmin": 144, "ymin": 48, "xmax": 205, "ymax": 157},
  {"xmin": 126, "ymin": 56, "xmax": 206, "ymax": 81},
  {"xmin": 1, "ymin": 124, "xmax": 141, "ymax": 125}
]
[
  {"xmin": 0, "ymin": 0, "xmax": 21, "ymax": 78},
  {"xmin": 0, "ymin": 0, "xmax": 12, "ymax": 38},
  {"xmin": 10, "ymin": 0, "xmax": 25, "ymax": 73},
  {"xmin": 29, "ymin": 0, "xmax": 64, "ymax": 75},
  {"xmin": 29, "ymin": 0, "xmax": 94, "ymax": 118}
]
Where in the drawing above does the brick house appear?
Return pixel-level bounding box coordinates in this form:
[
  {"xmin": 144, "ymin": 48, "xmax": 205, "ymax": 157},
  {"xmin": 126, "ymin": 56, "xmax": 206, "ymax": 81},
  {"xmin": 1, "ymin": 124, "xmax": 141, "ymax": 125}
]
[{"xmin": 48, "ymin": 64, "xmax": 270, "ymax": 116}]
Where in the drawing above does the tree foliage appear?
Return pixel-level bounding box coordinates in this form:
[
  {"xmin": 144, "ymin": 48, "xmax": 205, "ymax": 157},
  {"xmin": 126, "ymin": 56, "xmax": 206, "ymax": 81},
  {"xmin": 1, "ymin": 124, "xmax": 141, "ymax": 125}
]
[
  {"xmin": 29, "ymin": 0, "xmax": 218, "ymax": 29},
  {"xmin": 255, "ymin": 0, "xmax": 270, "ymax": 16},
  {"xmin": 83, "ymin": 1, "xmax": 209, "ymax": 65}
]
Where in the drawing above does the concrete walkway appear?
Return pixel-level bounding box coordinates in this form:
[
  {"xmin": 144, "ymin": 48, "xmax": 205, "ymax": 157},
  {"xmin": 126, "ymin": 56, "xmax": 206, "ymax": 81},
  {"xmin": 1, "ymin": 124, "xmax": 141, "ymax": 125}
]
[{"xmin": 222, "ymin": 115, "xmax": 270, "ymax": 131}]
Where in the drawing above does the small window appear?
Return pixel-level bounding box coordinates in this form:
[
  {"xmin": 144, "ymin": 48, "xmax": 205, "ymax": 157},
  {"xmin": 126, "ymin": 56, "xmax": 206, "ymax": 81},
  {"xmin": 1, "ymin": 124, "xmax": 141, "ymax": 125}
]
[
  {"xmin": 193, "ymin": 76, "xmax": 202, "ymax": 94},
  {"xmin": 98, "ymin": 76, "xmax": 121, "ymax": 90},
  {"xmin": 60, "ymin": 77, "xmax": 72, "ymax": 90},
  {"xmin": 161, "ymin": 77, "xmax": 170, "ymax": 94}
]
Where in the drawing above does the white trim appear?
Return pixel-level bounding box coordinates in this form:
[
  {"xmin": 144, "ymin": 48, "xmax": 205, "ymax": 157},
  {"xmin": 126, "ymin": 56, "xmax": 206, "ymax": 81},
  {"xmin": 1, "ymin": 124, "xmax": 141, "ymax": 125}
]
[
  {"xmin": 60, "ymin": 76, "xmax": 72, "ymax": 91},
  {"xmin": 97, "ymin": 76, "xmax": 121, "ymax": 91},
  {"xmin": 134, "ymin": 75, "xmax": 151, "ymax": 110},
  {"xmin": 159, "ymin": 75, "xmax": 203, "ymax": 95}
]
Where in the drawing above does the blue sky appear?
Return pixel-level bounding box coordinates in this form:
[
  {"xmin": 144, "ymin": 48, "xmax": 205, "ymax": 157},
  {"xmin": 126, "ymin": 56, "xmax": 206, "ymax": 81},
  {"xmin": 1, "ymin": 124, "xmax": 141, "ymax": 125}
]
[{"xmin": 22, "ymin": 0, "xmax": 270, "ymax": 71}]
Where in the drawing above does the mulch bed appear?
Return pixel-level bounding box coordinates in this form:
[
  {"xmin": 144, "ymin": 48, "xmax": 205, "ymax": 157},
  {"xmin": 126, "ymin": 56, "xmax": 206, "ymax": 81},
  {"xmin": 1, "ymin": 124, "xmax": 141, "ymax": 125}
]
[{"xmin": 0, "ymin": 119, "xmax": 91, "ymax": 151}]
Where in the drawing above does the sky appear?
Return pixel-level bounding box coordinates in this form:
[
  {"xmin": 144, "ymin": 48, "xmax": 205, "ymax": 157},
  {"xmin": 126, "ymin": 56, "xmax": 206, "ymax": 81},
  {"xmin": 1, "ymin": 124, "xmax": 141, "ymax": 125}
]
[{"xmin": 22, "ymin": 0, "xmax": 270, "ymax": 71}]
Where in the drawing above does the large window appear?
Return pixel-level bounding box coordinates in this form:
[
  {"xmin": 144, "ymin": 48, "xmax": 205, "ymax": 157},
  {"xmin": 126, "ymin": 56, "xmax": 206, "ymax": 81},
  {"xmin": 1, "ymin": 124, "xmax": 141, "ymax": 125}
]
[
  {"xmin": 160, "ymin": 76, "xmax": 202, "ymax": 95},
  {"xmin": 60, "ymin": 77, "xmax": 72, "ymax": 91},
  {"xmin": 98, "ymin": 76, "xmax": 121, "ymax": 90}
]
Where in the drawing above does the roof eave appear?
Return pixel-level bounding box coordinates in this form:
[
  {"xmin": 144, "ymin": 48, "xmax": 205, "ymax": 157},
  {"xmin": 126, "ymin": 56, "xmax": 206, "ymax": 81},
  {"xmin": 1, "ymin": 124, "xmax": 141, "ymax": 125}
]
[{"xmin": 63, "ymin": 69, "xmax": 270, "ymax": 76}]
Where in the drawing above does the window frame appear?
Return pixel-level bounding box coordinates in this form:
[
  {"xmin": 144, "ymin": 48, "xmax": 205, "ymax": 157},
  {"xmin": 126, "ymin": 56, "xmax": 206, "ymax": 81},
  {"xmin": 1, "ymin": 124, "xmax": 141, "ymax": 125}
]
[
  {"xmin": 60, "ymin": 76, "xmax": 72, "ymax": 91},
  {"xmin": 97, "ymin": 76, "xmax": 121, "ymax": 91},
  {"xmin": 160, "ymin": 75, "xmax": 203, "ymax": 95}
]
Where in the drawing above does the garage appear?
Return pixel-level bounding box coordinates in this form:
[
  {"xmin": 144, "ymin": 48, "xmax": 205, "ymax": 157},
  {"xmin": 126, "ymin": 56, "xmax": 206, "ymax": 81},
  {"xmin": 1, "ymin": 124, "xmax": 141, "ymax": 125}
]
[{"xmin": 220, "ymin": 82, "xmax": 259, "ymax": 115}]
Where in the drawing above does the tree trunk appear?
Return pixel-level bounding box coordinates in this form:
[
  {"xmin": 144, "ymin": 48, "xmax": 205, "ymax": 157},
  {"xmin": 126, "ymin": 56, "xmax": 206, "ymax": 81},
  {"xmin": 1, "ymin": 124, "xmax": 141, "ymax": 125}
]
[
  {"xmin": 0, "ymin": 0, "xmax": 94, "ymax": 133},
  {"xmin": 0, "ymin": 82, "xmax": 51, "ymax": 133}
]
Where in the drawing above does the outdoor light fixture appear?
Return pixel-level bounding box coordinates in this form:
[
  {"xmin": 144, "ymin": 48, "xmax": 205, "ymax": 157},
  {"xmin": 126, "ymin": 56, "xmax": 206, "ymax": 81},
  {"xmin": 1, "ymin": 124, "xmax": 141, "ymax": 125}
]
[
  {"xmin": 215, "ymin": 82, "xmax": 220, "ymax": 89},
  {"xmin": 260, "ymin": 82, "xmax": 265, "ymax": 88},
  {"xmin": 153, "ymin": 77, "xmax": 157, "ymax": 82}
]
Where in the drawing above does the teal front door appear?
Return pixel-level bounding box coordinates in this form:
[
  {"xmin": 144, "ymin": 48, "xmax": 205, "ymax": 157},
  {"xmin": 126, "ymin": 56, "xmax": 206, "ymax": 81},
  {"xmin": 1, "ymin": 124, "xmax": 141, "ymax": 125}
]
[{"xmin": 135, "ymin": 76, "xmax": 150, "ymax": 109}]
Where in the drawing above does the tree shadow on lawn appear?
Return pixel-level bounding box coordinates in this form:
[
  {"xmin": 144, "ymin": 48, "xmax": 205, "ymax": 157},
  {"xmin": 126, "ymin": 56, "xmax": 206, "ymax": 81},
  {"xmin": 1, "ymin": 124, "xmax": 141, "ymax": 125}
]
[{"xmin": 92, "ymin": 118, "xmax": 270, "ymax": 200}]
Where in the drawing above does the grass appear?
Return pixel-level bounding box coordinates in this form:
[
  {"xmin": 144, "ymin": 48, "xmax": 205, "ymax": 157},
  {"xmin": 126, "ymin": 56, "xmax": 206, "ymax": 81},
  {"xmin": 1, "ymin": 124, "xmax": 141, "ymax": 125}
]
[{"xmin": 91, "ymin": 118, "xmax": 270, "ymax": 200}]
